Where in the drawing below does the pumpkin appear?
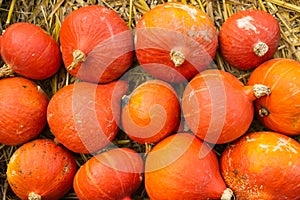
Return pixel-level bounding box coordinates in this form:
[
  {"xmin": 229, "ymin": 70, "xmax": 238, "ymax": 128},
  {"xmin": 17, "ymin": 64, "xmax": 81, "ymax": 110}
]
[
  {"xmin": 6, "ymin": 139, "xmax": 77, "ymax": 200},
  {"xmin": 135, "ymin": 2, "xmax": 218, "ymax": 83},
  {"xmin": 73, "ymin": 148, "xmax": 144, "ymax": 200},
  {"xmin": 59, "ymin": 5, "xmax": 134, "ymax": 83},
  {"xmin": 0, "ymin": 77, "xmax": 48, "ymax": 146},
  {"xmin": 121, "ymin": 79, "xmax": 181, "ymax": 143},
  {"xmin": 220, "ymin": 131, "xmax": 300, "ymax": 199},
  {"xmin": 47, "ymin": 80, "xmax": 128, "ymax": 154},
  {"xmin": 0, "ymin": 22, "xmax": 61, "ymax": 80},
  {"xmin": 182, "ymin": 69, "xmax": 270, "ymax": 144},
  {"xmin": 145, "ymin": 133, "xmax": 233, "ymax": 200},
  {"xmin": 219, "ymin": 9, "xmax": 280, "ymax": 70},
  {"xmin": 248, "ymin": 58, "xmax": 300, "ymax": 136}
]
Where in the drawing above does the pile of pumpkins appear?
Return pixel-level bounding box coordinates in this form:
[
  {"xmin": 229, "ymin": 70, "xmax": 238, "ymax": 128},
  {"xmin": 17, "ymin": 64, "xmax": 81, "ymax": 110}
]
[{"xmin": 0, "ymin": 2, "xmax": 299, "ymax": 200}]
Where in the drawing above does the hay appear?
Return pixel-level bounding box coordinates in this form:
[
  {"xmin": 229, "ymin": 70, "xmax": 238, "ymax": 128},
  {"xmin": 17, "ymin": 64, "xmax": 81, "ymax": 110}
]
[{"xmin": 0, "ymin": 0, "xmax": 299, "ymax": 199}]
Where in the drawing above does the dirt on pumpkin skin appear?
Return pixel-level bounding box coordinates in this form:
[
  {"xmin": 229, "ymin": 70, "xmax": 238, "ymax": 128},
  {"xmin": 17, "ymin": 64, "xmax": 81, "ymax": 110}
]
[{"xmin": 0, "ymin": 0, "xmax": 299, "ymax": 199}]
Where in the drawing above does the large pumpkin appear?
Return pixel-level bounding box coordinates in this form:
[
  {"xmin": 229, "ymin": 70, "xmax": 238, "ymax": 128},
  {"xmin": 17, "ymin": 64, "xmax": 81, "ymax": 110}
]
[
  {"xmin": 121, "ymin": 79, "xmax": 181, "ymax": 143},
  {"xmin": 221, "ymin": 131, "xmax": 300, "ymax": 199},
  {"xmin": 59, "ymin": 5, "xmax": 133, "ymax": 83},
  {"xmin": 0, "ymin": 22, "xmax": 61, "ymax": 80},
  {"xmin": 145, "ymin": 133, "xmax": 233, "ymax": 199},
  {"xmin": 182, "ymin": 69, "xmax": 270, "ymax": 144},
  {"xmin": 6, "ymin": 139, "xmax": 77, "ymax": 200},
  {"xmin": 247, "ymin": 58, "xmax": 300, "ymax": 136},
  {"xmin": 219, "ymin": 9, "xmax": 280, "ymax": 70},
  {"xmin": 135, "ymin": 2, "xmax": 218, "ymax": 83},
  {"xmin": 74, "ymin": 148, "xmax": 144, "ymax": 200},
  {"xmin": 0, "ymin": 77, "xmax": 48, "ymax": 146},
  {"xmin": 47, "ymin": 80, "xmax": 128, "ymax": 154}
]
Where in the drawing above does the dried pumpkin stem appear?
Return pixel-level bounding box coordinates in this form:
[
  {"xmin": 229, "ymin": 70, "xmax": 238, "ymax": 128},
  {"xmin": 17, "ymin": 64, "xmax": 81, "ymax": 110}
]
[
  {"xmin": 170, "ymin": 49, "xmax": 185, "ymax": 67},
  {"xmin": 0, "ymin": 64, "xmax": 15, "ymax": 77},
  {"xmin": 221, "ymin": 188, "xmax": 234, "ymax": 200},
  {"xmin": 253, "ymin": 41, "xmax": 269, "ymax": 57},
  {"xmin": 253, "ymin": 84, "xmax": 271, "ymax": 98},
  {"xmin": 67, "ymin": 49, "xmax": 86, "ymax": 70},
  {"xmin": 28, "ymin": 192, "xmax": 42, "ymax": 200}
]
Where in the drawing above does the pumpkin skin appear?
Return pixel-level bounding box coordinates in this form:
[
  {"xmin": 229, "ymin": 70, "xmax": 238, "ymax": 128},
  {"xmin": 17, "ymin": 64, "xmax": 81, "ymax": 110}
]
[
  {"xmin": 219, "ymin": 9, "xmax": 280, "ymax": 70},
  {"xmin": 182, "ymin": 69, "xmax": 270, "ymax": 144},
  {"xmin": 248, "ymin": 58, "xmax": 300, "ymax": 136},
  {"xmin": 0, "ymin": 77, "xmax": 48, "ymax": 146},
  {"xmin": 121, "ymin": 79, "xmax": 181, "ymax": 143},
  {"xmin": 135, "ymin": 2, "xmax": 218, "ymax": 83},
  {"xmin": 47, "ymin": 80, "xmax": 128, "ymax": 154},
  {"xmin": 145, "ymin": 133, "xmax": 233, "ymax": 200},
  {"xmin": 73, "ymin": 148, "xmax": 144, "ymax": 200},
  {"xmin": 0, "ymin": 22, "xmax": 61, "ymax": 80},
  {"xmin": 220, "ymin": 131, "xmax": 300, "ymax": 200},
  {"xmin": 6, "ymin": 139, "xmax": 77, "ymax": 200},
  {"xmin": 60, "ymin": 5, "xmax": 134, "ymax": 83}
]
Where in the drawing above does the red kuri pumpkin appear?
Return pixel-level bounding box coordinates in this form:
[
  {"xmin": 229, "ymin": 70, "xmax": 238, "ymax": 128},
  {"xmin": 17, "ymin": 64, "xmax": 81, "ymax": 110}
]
[
  {"xmin": 59, "ymin": 5, "xmax": 134, "ymax": 83},
  {"xmin": 47, "ymin": 80, "xmax": 128, "ymax": 154},
  {"xmin": 135, "ymin": 2, "xmax": 218, "ymax": 82},
  {"xmin": 145, "ymin": 133, "xmax": 233, "ymax": 200},
  {"xmin": 0, "ymin": 77, "xmax": 48, "ymax": 146},
  {"xmin": 73, "ymin": 148, "xmax": 144, "ymax": 200},
  {"xmin": 221, "ymin": 131, "xmax": 300, "ymax": 199},
  {"xmin": 219, "ymin": 9, "xmax": 280, "ymax": 70},
  {"xmin": 0, "ymin": 22, "xmax": 61, "ymax": 80},
  {"xmin": 121, "ymin": 79, "xmax": 181, "ymax": 143},
  {"xmin": 182, "ymin": 69, "xmax": 270, "ymax": 144},
  {"xmin": 6, "ymin": 139, "xmax": 77, "ymax": 200},
  {"xmin": 248, "ymin": 58, "xmax": 300, "ymax": 136}
]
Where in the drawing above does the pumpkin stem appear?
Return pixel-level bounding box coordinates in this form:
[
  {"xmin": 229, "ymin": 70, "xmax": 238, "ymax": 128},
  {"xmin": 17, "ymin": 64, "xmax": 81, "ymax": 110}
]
[
  {"xmin": 259, "ymin": 106, "xmax": 270, "ymax": 117},
  {"xmin": 0, "ymin": 64, "xmax": 15, "ymax": 77},
  {"xmin": 221, "ymin": 188, "xmax": 234, "ymax": 200},
  {"xmin": 28, "ymin": 192, "xmax": 42, "ymax": 200},
  {"xmin": 67, "ymin": 49, "xmax": 86, "ymax": 70},
  {"xmin": 253, "ymin": 41, "xmax": 269, "ymax": 57},
  {"xmin": 170, "ymin": 49, "xmax": 185, "ymax": 67},
  {"xmin": 245, "ymin": 84, "xmax": 271, "ymax": 101},
  {"xmin": 252, "ymin": 84, "xmax": 271, "ymax": 98}
]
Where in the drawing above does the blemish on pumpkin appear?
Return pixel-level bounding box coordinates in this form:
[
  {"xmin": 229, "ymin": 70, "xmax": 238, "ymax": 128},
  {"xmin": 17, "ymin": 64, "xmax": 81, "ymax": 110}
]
[
  {"xmin": 22, "ymin": 85, "xmax": 27, "ymax": 88},
  {"xmin": 237, "ymin": 16, "xmax": 259, "ymax": 34}
]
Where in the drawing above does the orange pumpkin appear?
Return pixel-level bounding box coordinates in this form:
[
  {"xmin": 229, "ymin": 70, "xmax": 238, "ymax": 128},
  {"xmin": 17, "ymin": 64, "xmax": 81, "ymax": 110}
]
[
  {"xmin": 74, "ymin": 148, "xmax": 144, "ymax": 200},
  {"xmin": 182, "ymin": 69, "xmax": 270, "ymax": 144},
  {"xmin": 121, "ymin": 79, "xmax": 181, "ymax": 143},
  {"xmin": 0, "ymin": 22, "xmax": 61, "ymax": 80},
  {"xmin": 47, "ymin": 80, "xmax": 128, "ymax": 154},
  {"xmin": 221, "ymin": 131, "xmax": 300, "ymax": 199},
  {"xmin": 60, "ymin": 5, "xmax": 133, "ymax": 83},
  {"xmin": 0, "ymin": 77, "xmax": 48, "ymax": 146},
  {"xmin": 219, "ymin": 9, "xmax": 280, "ymax": 70},
  {"xmin": 135, "ymin": 2, "xmax": 218, "ymax": 82},
  {"xmin": 145, "ymin": 133, "xmax": 233, "ymax": 199},
  {"xmin": 247, "ymin": 58, "xmax": 300, "ymax": 136},
  {"xmin": 6, "ymin": 139, "xmax": 77, "ymax": 200}
]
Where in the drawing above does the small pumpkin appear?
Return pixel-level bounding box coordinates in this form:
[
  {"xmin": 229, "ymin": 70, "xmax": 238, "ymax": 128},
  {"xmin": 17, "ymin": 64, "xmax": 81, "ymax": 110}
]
[
  {"xmin": 0, "ymin": 22, "xmax": 61, "ymax": 80},
  {"xmin": 182, "ymin": 69, "xmax": 270, "ymax": 144},
  {"xmin": 219, "ymin": 9, "xmax": 280, "ymax": 70},
  {"xmin": 220, "ymin": 131, "xmax": 300, "ymax": 199},
  {"xmin": 6, "ymin": 139, "xmax": 77, "ymax": 200},
  {"xmin": 121, "ymin": 79, "xmax": 181, "ymax": 143},
  {"xmin": 47, "ymin": 80, "xmax": 128, "ymax": 154},
  {"xmin": 60, "ymin": 5, "xmax": 134, "ymax": 83},
  {"xmin": 0, "ymin": 77, "xmax": 48, "ymax": 146},
  {"xmin": 248, "ymin": 58, "xmax": 300, "ymax": 136},
  {"xmin": 73, "ymin": 148, "xmax": 144, "ymax": 200},
  {"xmin": 135, "ymin": 2, "xmax": 218, "ymax": 82},
  {"xmin": 145, "ymin": 133, "xmax": 233, "ymax": 200}
]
